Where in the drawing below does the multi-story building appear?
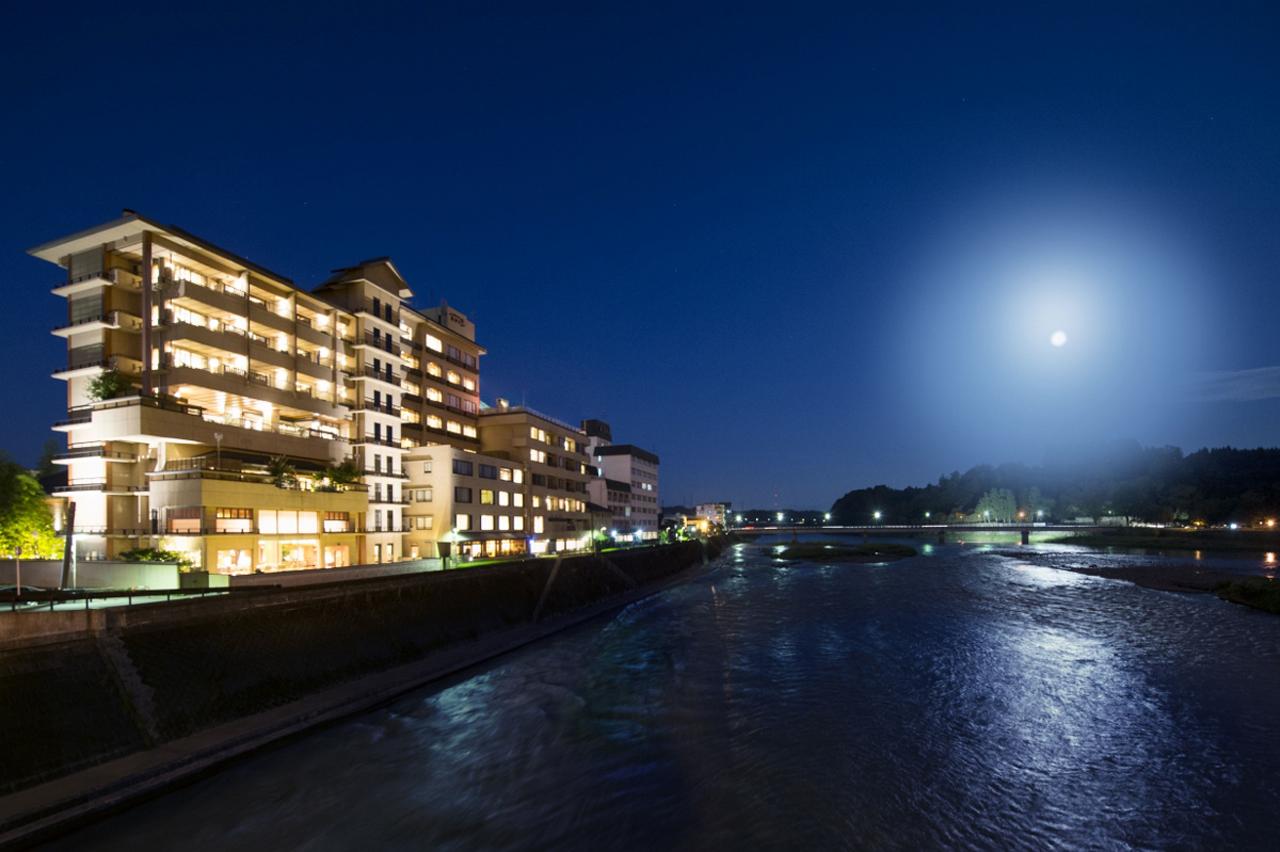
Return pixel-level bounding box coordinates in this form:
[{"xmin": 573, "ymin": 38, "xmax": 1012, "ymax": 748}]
[
  {"xmin": 581, "ymin": 419, "xmax": 660, "ymax": 540},
  {"xmin": 32, "ymin": 211, "xmax": 484, "ymax": 572},
  {"xmin": 476, "ymin": 402, "xmax": 593, "ymax": 554},
  {"xmin": 402, "ymin": 444, "xmax": 529, "ymax": 560},
  {"xmin": 695, "ymin": 503, "xmax": 729, "ymax": 527}
]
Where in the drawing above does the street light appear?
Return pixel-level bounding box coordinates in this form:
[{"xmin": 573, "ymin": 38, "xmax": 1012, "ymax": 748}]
[
  {"xmin": 776, "ymin": 512, "xmax": 785, "ymax": 524},
  {"xmin": 873, "ymin": 510, "xmax": 882, "ymax": 522},
  {"xmin": 823, "ymin": 512, "xmax": 831, "ymax": 524},
  {"xmin": 924, "ymin": 511, "xmax": 931, "ymax": 519}
]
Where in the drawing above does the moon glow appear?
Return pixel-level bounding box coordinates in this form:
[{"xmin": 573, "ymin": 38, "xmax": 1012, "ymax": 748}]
[{"xmin": 1050, "ymin": 329, "xmax": 1068, "ymax": 348}]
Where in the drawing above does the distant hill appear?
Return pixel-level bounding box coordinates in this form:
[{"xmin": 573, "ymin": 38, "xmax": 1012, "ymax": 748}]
[{"xmin": 830, "ymin": 445, "xmax": 1280, "ymax": 526}]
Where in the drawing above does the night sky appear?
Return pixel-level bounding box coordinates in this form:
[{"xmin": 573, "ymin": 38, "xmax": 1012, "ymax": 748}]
[{"xmin": 4, "ymin": 3, "xmax": 1280, "ymax": 508}]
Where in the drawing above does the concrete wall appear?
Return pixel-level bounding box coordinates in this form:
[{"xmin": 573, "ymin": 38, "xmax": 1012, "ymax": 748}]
[
  {"xmin": 0, "ymin": 538, "xmax": 724, "ymax": 796},
  {"xmin": 0, "ymin": 559, "xmax": 181, "ymax": 590}
]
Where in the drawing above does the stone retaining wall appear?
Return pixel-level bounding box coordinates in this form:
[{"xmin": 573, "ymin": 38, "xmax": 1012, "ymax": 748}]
[{"xmin": 0, "ymin": 539, "xmax": 723, "ymax": 795}]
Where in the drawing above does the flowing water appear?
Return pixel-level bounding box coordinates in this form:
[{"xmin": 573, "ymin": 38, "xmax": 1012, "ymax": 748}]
[{"xmin": 54, "ymin": 541, "xmax": 1280, "ymax": 850}]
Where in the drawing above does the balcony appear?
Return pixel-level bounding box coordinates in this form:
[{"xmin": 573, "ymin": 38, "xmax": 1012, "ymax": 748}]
[
  {"xmin": 53, "ymin": 443, "xmax": 138, "ymax": 464},
  {"xmin": 52, "ymin": 310, "xmax": 143, "ymax": 338},
  {"xmin": 52, "ymin": 394, "xmax": 345, "ymax": 459},
  {"xmin": 52, "ymin": 268, "xmax": 136, "ymax": 298},
  {"xmin": 356, "ymin": 367, "xmax": 401, "ymax": 385},
  {"xmin": 355, "ymin": 300, "xmax": 399, "ymax": 327},
  {"xmin": 354, "ymin": 398, "xmax": 401, "ymax": 417},
  {"xmin": 353, "ymin": 435, "xmax": 400, "ymax": 449},
  {"xmin": 364, "ymin": 467, "xmax": 409, "ymax": 479},
  {"xmin": 52, "ymin": 479, "xmax": 147, "ymax": 496}
]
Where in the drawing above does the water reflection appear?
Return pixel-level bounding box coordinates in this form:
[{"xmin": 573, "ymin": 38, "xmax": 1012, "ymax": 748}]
[{"xmin": 52, "ymin": 544, "xmax": 1280, "ymax": 850}]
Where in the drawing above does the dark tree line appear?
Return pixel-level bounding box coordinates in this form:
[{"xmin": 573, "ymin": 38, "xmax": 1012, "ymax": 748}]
[{"xmin": 829, "ymin": 443, "xmax": 1280, "ymax": 526}]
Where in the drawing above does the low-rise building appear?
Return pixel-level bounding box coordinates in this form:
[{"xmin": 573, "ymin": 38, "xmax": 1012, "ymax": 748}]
[{"xmin": 403, "ymin": 444, "xmax": 528, "ymax": 560}]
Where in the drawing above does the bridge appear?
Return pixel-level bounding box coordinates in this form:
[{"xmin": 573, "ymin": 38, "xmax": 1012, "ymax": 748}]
[{"xmin": 735, "ymin": 524, "xmax": 1115, "ymax": 545}]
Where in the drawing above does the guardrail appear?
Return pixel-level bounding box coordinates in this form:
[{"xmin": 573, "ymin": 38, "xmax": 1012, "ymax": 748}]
[{"xmin": 1, "ymin": 585, "xmax": 274, "ymax": 613}]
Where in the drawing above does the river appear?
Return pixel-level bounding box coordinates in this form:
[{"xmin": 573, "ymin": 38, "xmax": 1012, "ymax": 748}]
[{"xmin": 53, "ymin": 540, "xmax": 1280, "ymax": 849}]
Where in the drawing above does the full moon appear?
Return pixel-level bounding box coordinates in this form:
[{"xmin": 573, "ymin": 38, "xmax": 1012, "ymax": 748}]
[{"xmin": 1050, "ymin": 329, "xmax": 1068, "ymax": 348}]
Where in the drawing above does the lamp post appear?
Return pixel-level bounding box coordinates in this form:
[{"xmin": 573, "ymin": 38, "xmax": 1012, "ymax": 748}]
[{"xmin": 13, "ymin": 544, "xmax": 21, "ymax": 601}]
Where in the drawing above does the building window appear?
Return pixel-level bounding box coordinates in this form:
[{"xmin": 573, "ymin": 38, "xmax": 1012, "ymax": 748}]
[
  {"xmin": 455, "ymin": 487, "xmax": 473, "ymax": 503},
  {"xmin": 414, "ymin": 515, "xmax": 434, "ymax": 530},
  {"xmin": 167, "ymin": 506, "xmax": 202, "ymax": 534},
  {"xmin": 479, "ymin": 464, "xmax": 497, "ymax": 480},
  {"xmin": 480, "ymin": 515, "xmax": 495, "ymax": 531},
  {"xmin": 498, "ymin": 515, "xmax": 510, "ymax": 531},
  {"xmin": 455, "ymin": 513, "xmax": 471, "ymax": 530},
  {"xmin": 453, "ymin": 459, "xmax": 473, "ymax": 476},
  {"xmin": 422, "ymin": 460, "xmax": 433, "ymax": 474},
  {"xmin": 425, "ymin": 333, "xmax": 443, "ymax": 352},
  {"xmin": 514, "ymin": 516, "xmax": 525, "ymax": 531},
  {"xmin": 480, "ymin": 489, "xmax": 494, "ymax": 505},
  {"xmin": 499, "ymin": 467, "xmax": 512, "ymax": 481},
  {"xmin": 446, "ymin": 420, "xmax": 462, "ymax": 434},
  {"xmin": 513, "ymin": 493, "xmax": 524, "ymax": 508},
  {"xmin": 415, "ymin": 488, "xmax": 433, "ymax": 502},
  {"xmin": 513, "ymin": 469, "xmax": 524, "ymax": 484},
  {"xmin": 533, "ymin": 516, "xmax": 544, "ymax": 534},
  {"xmin": 323, "ymin": 511, "xmax": 351, "ymax": 533},
  {"xmin": 215, "ymin": 507, "xmax": 253, "ymax": 534},
  {"xmin": 463, "ymin": 424, "xmax": 477, "ymax": 438},
  {"xmin": 498, "ymin": 491, "xmax": 509, "ymax": 507}
]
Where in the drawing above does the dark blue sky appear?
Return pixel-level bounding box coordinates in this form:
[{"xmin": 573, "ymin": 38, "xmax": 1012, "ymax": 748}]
[{"xmin": 4, "ymin": 3, "xmax": 1280, "ymax": 508}]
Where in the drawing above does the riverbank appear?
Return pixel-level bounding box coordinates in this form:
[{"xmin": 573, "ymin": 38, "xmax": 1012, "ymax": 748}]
[
  {"xmin": 1046, "ymin": 527, "xmax": 1280, "ymax": 553},
  {"xmin": 0, "ymin": 539, "xmax": 728, "ymax": 847},
  {"xmin": 997, "ymin": 549, "xmax": 1280, "ymax": 616}
]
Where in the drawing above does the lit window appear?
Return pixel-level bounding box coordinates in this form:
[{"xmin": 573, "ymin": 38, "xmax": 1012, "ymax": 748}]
[
  {"xmin": 480, "ymin": 515, "xmax": 494, "ymax": 531},
  {"xmin": 427, "ymin": 362, "xmax": 442, "ymax": 377},
  {"xmin": 533, "ymin": 516, "xmax": 544, "ymax": 534},
  {"xmin": 498, "ymin": 515, "xmax": 510, "ymax": 531},
  {"xmin": 513, "ymin": 470, "xmax": 524, "ymax": 484},
  {"xmin": 462, "ymin": 377, "xmax": 475, "ymax": 391},
  {"xmin": 446, "ymin": 370, "xmax": 461, "ymax": 385},
  {"xmin": 446, "ymin": 420, "xmax": 462, "ymax": 434},
  {"xmin": 463, "ymin": 425, "xmax": 477, "ymax": 438},
  {"xmin": 425, "ymin": 334, "xmax": 443, "ymax": 352},
  {"xmin": 498, "ymin": 491, "xmax": 509, "ymax": 507},
  {"xmin": 514, "ymin": 516, "xmax": 525, "ymax": 531},
  {"xmin": 514, "ymin": 493, "xmax": 524, "ymax": 507},
  {"xmin": 455, "ymin": 513, "xmax": 471, "ymax": 530},
  {"xmin": 480, "ymin": 489, "xmax": 495, "ymax": 505}
]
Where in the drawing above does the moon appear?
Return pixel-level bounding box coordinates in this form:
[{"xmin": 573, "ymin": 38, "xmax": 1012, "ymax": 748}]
[{"xmin": 1050, "ymin": 329, "xmax": 1068, "ymax": 348}]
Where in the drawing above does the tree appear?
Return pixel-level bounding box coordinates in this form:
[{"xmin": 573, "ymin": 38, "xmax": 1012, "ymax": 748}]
[
  {"xmin": 86, "ymin": 369, "xmax": 133, "ymax": 401},
  {"xmin": 975, "ymin": 488, "xmax": 1016, "ymax": 522},
  {"xmin": 35, "ymin": 439, "xmax": 60, "ymax": 479},
  {"xmin": 268, "ymin": 455, "xmax": 297, "ymax": 489},
  {"xmin": 0, "ymin": 457, "xmax": 61, "ymax": 558},
  {"xmin": 319, "ymin": 457, "xmax": 362, "ymax": 491}
]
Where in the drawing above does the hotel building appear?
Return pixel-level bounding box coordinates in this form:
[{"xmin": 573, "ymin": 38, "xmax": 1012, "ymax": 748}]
[{"xmin": 32, "ymin": 212, "xmax": 482, "ymax": 572}]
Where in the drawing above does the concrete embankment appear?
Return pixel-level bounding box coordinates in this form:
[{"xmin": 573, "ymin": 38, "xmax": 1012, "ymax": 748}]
[{"xmin": 0, "ymin": 539, "xmax": 726, "ymax": 844}]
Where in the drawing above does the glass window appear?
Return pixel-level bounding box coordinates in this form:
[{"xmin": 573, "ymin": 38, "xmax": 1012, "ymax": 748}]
[
  {"xmin": 422, "ymin": 460, "xmax": 433, "ymax": 474},
  {"xmin": 480, "ymin": 514, "xmax": 494, "ymax": 531},
  {"xmin": 533, "ymin": 516, "xmax": 544, "ymax": 534},
  {"xmin": 498, "ymin": 491, "xmax": 509, "ymax": 507},
  {"xmin": 514, "ymin": 516, "xmax": 524, "ymax": 531},
  {"xmin": 498, "ymin": 515, "xmax": 510, "ymax": 531},
  {"xmin": 452, "ymin": 459, "xmax": 473, "ymax": 476},
  {"xmin": 455, "ymin": 486, "xmax": 473, "ymax": 503},
  {"xmin": 513, "ymin": 493, "xmax": 524, "ymax": 507},
  {"xmin": 513, "ymin": 469, "xmax": 524, "ymax": 484},
  {"xmin": 480, "ymin": 489, "xmax": 494, "ymax": 505},
  {"xmin": 455, "ymin": 513, "xmax": 471, "ymax": 530}
]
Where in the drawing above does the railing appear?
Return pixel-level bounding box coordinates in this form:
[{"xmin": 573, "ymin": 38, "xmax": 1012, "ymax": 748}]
[
  {"xmin": 354, "ymin": 435, "xmax": 399, "ymax": 448},
  {"xmin": 355, "ymin": 398, "xmax": 400, "ymax": 416},
  {"xmin": 54, "ymin": 479, "xmax": 147, "ymax": 493},
  {"xmin": 3, "ymin": 586, "xmax": 274, "ymax": 613},
  {"xmin": 53, "ymin": 444, "xmax": 137, "ymax": 462},
  {"xmin": 58, "ymin": 394, "xmax": 347, "ymax": 444},
  {"xmin": 358, "ymin": 300, "xmax": 400, "ymax": 325},
  {"xmin": 365, "ymin": 467, "xmax": 408, "ymax": 479},
  {"xmin": 361, "ymin": 367, "xmax": 400, "ymax": 383}
]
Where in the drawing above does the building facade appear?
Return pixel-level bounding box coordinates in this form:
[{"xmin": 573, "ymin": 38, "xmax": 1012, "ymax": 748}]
[
  {"xmin": 581, "ymin": 420, "xmax": 660, "ymax": 540},
  {"xmin": 33, "ymin": 212, "xmax": 484, "ymax": 572},
  {"xmin": 34, "ymin": 212, "xmax": 649, "ymax": 573}
]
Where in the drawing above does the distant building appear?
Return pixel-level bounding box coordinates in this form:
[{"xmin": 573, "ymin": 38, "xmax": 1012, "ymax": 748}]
[
  {"xmin": 582, "ymin": 419, "xmax": 660, "ymax": 541},
  {"xmin": 695, "ymin": 503, "xmax": 729, "ymax": 527}
]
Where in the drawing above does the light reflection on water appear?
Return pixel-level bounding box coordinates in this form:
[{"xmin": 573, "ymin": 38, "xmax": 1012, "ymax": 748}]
[{"xmin": 52, "ymin": 542, "xmax": 1280, "ymax": 850}]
